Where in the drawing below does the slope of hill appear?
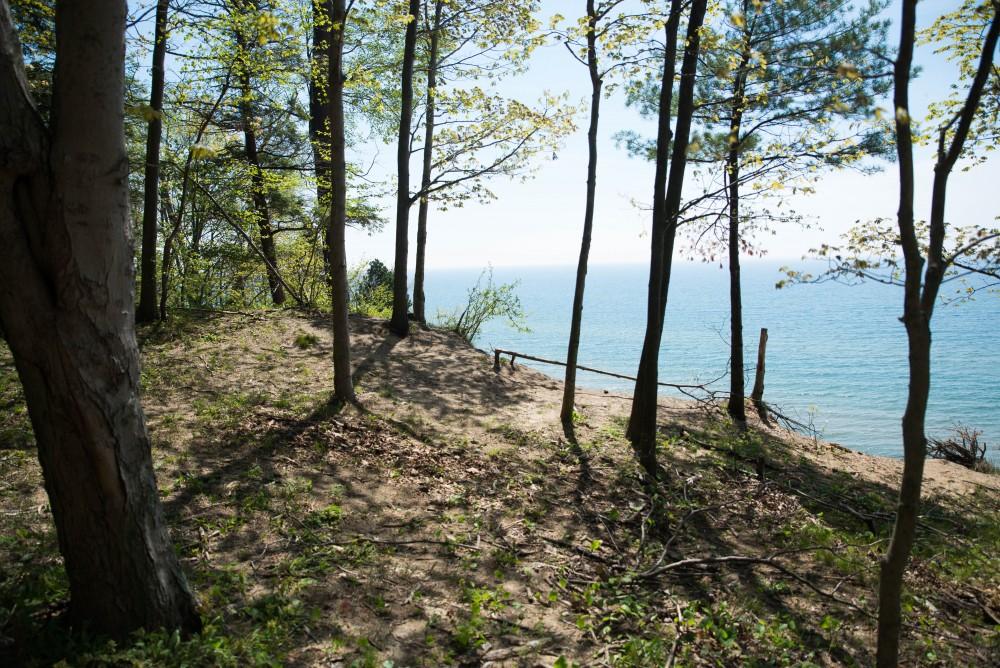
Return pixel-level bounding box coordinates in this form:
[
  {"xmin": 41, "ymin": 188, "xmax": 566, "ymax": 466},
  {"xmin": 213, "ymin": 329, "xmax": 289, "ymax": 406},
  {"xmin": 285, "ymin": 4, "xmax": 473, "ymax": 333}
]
[{"xmin": 1, "ymin": 311, "xmax": 997, "ymax": 666}]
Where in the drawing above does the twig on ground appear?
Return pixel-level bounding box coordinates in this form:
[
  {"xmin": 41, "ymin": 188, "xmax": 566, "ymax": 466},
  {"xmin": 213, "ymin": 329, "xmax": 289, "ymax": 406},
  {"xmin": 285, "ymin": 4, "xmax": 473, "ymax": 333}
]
[{"xmin": 638, "ymin": 553, "xmax": 872, "ymax": 618}]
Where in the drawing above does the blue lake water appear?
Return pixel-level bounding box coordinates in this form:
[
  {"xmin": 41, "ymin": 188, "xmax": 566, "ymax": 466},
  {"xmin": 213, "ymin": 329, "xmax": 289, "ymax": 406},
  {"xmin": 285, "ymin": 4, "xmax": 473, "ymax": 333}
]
[{"xmin": 422, "ymin": 262, "xmax": 999, "ymax": 460}]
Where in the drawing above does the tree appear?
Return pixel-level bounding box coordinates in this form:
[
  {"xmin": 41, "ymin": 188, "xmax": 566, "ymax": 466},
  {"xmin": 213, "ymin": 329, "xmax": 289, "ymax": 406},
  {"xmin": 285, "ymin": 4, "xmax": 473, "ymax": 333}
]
[
  {"xmin": 137, "ymin": 0, "xmax": 171, "ymax": 323},
  {"xmin": 152, "ymin": 0, "xmax": 312, "ymax": 315},
  {"xmin": 310, "ymin": 0, "xmax": 333, "ymax": 228},
  {"xmin": 410, "ymin": 88, "xmax": 572, "ymax": 316},
  {"xmin": 412, "ymin": 0, "xmax": 443, "ymax": 323},
  {"xmin": 558, "ymin": 0, "xmax": 655, "ymax": 425},
  {"xmin": 408, "ymin": 0, "xmax": 566, "ymax": 323},
  {"xmin": 308, "ymin": 0, "xmax": 393, "ymax": 283},
  {"xmin": 780, "ymin": 1, "xmax": 1000, "ymax": 662},
  {"xmin": 622, "ymin": 0, "xmax": 890, "ymax": 427},
  {"xmin": 923, "ymin": 0, "xmax": 1000, "ymax": 168},
  {"xmin": 328, "ymin": 0, "xmax": 355, "ymax": 402},
  {"xmin": 6, "ymin": 0, "xmax": 54, "ymax": 116},
  {"xmin": 232, "ymin": 0, "xmax": 289, "ymax": 306},
  {"xmin": 703, "ymin": 0, "xmax": 889, "ymax": 426},
  {"xmin": 875, "ymin": 1, "xmax": 998, "ymax": 663},
  {"xmin": 628, "ymin": 0, "xmax": 708, "ymax": 476},
  {"xmin": 390, "ymin": 0, "xmax": 421, "ymax": 337},
  {"xmin": 0, "ymin": 0, "xmax": 200, "ymax": 636},
  {"xmin": 350, "ymin": 258, "xmax": 395, "ymax": 316}
]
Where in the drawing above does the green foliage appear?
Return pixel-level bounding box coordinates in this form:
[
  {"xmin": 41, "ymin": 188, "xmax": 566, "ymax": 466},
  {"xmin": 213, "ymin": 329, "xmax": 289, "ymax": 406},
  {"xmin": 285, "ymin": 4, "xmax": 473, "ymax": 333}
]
[
  {"xmin": 780, "ymin": 1, "xmax": 1000, "ymax": 302},
  {"xmin": 419, "ymin": 88, "xmax": 578, "ymax": 208},
  {"xmin": 435, "ymin": 267, "xmax": 528, "ymax": 344},
  {"xmin": 920, "ymin": 0, "xmax": 1000, "ymax": 165},
  {"xmin": 8, "ymin": 0, "xmax": 55, "ymax": 115},
  {"xmin": 0, "ymin": 348, "xmax": 32, "ymax": 449},
  {"xmin": 619, "ymin": 0, "xmax": 892, "ymax": 261},
  {"xmin": 778, "ymin": 217, "xmax": 1000, "ymax": 302},
  {"xmin": 293, "ymin": 332, "xmax": 319, "ymax": 349},
  {"xmin": 452, "ymin": 585, "xmax": 511, "ymax": 652},
  {"xmin": 349, "ymin": 259, "xmax": 395, "ymax": 317}
]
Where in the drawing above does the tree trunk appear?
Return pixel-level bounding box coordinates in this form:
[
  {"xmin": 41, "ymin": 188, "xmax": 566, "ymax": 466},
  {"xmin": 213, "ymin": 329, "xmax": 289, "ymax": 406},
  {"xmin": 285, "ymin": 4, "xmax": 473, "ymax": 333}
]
[
  {"xmin": 750, "ymin": 328, "xmax": 767, "ymax": 403},
  {"xmin": 877, "ymin": 2, "xmax": 999, "ymax": 664},
  {"xmin": 629, "ymin": 0, "xmax": 707, "ymax": 475},
  {"xmin": 390, "ymin": 0, "xmax": 421, "ymax": 337},
  {"xmin": 413, "ymin": 0, "xmax": 443, "ymax": 324},
  {"xmin": 726, "ymin": 155, "xmax": 746, "ymax": 426},
  {"xmin": 310, "ymin": 0, "xmax": 333, "ymax": 278},
  {"xmin": 137, "ymin": 0, "xmax": 169, "ymax": 323},
  {"xmin": 726, "ymin": 39, "xmax": 750, "ymax": 428},
  {"xmin": 0, "ymin": 0, "xmax": 200, "ymax": 637},
  {"xmin": 235, "ymin": 30, "xmax": 285, "ymax": 307},
  {"xmin": 561, "ymin": 0, "xmax": 602, "ymax": 425},
  {"xmin": 627, "ymin": 0, "xmax": 683, "ymax": 461},
  {"xmin": 328, "ymin": 0, "xmax": 354, "ymax": 402}
]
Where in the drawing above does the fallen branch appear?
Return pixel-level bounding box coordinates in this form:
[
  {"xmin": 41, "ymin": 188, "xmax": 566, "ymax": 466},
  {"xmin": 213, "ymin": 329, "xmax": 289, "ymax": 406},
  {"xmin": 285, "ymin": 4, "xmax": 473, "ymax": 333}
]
[{"xmin": 638, "ymin": 553, "xmax": 872, "ymax": 617}]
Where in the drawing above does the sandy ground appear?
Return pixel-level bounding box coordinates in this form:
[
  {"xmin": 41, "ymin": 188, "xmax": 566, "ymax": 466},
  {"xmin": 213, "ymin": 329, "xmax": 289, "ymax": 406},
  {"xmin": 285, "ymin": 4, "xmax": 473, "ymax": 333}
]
[{"xmin": 218, "ymin": 311, "xmax": 997, "ymax": 501}]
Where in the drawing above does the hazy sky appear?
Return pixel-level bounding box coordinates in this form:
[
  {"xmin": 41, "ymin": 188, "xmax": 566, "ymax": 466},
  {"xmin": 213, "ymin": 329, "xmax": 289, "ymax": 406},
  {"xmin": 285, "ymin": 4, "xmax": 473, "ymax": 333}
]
[{"xmin": 345, "ymin": 0, "xmax": 998, "ymax": 269}]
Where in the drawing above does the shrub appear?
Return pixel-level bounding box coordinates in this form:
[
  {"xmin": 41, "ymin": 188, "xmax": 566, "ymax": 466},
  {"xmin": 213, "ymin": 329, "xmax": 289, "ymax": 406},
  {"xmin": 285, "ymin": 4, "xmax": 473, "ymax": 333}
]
[
  {"xmin": 348, "ymin": 259, "xmax": 394, "ymax": 318},
  {"xmin": 435, "ymin": 267, "xmax": 528, "ymax": 344}
]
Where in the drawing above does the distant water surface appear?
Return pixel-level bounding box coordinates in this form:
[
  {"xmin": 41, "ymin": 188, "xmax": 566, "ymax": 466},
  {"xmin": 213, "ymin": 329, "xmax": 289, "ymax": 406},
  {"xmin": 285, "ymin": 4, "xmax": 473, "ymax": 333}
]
[{"xmin": 422, "ymin": 262, "xmax": 1000, "ymax": 460}]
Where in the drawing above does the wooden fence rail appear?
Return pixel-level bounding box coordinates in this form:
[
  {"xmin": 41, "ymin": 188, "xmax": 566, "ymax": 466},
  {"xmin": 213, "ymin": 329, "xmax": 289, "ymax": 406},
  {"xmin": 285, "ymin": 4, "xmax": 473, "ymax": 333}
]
[{"xmin": 492, "ymin": 348, "xmax": 715, "ymax": 392}]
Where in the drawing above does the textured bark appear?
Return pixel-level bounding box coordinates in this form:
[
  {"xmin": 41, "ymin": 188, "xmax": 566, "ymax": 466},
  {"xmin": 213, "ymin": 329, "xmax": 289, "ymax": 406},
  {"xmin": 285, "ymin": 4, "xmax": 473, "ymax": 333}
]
[
  {"xmin": 877, "ymin": 2, "xmax": 999, "ymax": 664},
  {"xmin": 328, "ymin": 0, "xmax": 354, "ymax": 402},
  {"xmin": 413, "ymin": 0, "xmax": 443, "ymax": 324},
  {"xmin": 137, "ymin": 0, "xmax": 169, "ymax": 323},
  {"xmin": 561, "ymin": 0, "xmax": 603, "ymax": 425},
  {"xmin": 390, "ymin": 0, "xmax": 421, "ymax": 337},
  {"xmin": 629, "ymin": 0, "xmax": 707, "ymax": 475},
  {"xmin": 0, "ymin": 0, "xmax": 200, "ymax": 636}
]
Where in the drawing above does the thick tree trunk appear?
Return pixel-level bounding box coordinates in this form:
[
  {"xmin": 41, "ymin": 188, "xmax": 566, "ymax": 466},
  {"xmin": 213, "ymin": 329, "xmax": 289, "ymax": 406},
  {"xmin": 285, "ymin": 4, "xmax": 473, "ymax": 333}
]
[
  {"xmin": 328, "ymin": 0, "xmax": 354, "ymax": 402},
  {"xmin": 137, "ymin": 0, "xmax": 169, "ymax": 323},
  {"xmin": 0, "ymin": 0, "xmax": 200, "ymax": 637},
  {"xmin": 629, "ymin": 0, "xmax": 707, "ymax": 475},
  {"xmin": 561, "ymin": 0, "xmax": 602, "ymax": 425},
  {"xmin": 390, "ymin": 0, "xmax": 421, "ymax": 337},
  {"xmin": 877, "ymin": 2, "xmax": 999, "ymax": 664},
  {"xmin": 413, "ymin": 0, "xmax": 443, "ymax": 324}
]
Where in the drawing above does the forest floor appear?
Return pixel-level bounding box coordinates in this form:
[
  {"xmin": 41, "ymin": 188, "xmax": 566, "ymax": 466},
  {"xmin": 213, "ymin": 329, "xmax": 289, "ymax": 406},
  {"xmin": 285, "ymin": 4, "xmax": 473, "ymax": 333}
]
[{"xmin": 1, "ymin": 310, "xmax": 998, "ymax": 667}]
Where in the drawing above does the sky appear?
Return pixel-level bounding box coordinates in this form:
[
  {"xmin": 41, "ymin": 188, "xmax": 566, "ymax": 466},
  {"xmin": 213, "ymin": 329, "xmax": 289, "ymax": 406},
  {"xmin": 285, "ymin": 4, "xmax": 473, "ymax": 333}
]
[{"xmin": 343, "ymin": 0, "xmax": 999, "ymax": 270}]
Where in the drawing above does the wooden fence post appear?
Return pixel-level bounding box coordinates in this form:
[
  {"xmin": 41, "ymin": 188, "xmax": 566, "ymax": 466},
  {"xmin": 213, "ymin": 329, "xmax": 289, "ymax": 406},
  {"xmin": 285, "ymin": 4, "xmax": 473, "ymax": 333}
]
[{"xmin": 751, "ymin": 328, "xmax": 768, "ymax": 403}]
